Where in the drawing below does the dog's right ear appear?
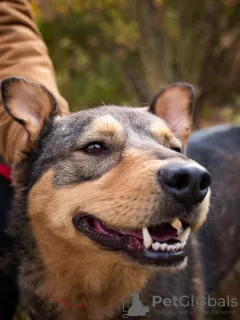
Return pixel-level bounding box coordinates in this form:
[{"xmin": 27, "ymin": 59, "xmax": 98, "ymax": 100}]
[{"xmin": 1, "ymin": 77, "xmax": 58, "ymax": 146}]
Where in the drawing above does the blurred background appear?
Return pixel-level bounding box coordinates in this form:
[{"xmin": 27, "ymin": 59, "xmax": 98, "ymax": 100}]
[{"xmin": 33, "ymin": 0, "xmax": 240, "ymax": 129}]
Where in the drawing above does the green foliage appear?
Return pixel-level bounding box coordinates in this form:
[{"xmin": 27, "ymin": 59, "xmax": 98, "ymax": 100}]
[
  {"xmin": 37, "ymin": 0, "xmax": 139, "ymax": 111},
  {"xmin": 35, "ymin": 0, "xmax": 240, "ymax": 127}
]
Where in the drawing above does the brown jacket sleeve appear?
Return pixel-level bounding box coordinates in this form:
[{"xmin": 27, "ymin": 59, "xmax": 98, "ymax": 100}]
[{"xmin": 0, "ymin": 0, "xmax": 69, "ymax": 164}]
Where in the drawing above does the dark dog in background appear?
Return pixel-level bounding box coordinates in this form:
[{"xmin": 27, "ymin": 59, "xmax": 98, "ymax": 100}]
[
  {"xmin": 190, "ymin": 125, "xmax": 240, "ymax": 320},
  {"xmin": 0, "ymin": 78, "xmax": 239, "ymax": 320},
  {"xmin": 189, "ymin": 124, "xmax": 240, "ymax": 294}
]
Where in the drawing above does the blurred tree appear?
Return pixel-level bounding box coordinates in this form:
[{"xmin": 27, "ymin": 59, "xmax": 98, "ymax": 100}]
[
  {"xmin": 132, "ymin": 0, "xmax": 240, "ymax": 126},
  {"xmin": 34, "ymin": 0, "xmax": 141, "ymax": 110},
  {"xmin": 34, "ymin": 0, "xmax": 240, "ymax": 127}
]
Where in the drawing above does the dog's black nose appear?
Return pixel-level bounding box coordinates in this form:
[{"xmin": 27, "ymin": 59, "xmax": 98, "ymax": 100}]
[{"xmin": 158, "ymin": 164, "xmax": 211, "ymax": 206}]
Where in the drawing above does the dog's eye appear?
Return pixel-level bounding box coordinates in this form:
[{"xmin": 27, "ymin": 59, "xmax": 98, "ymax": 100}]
[
  {"xmin": 84, "ymin": 142, "xmax": 106, "ymax": 154},
  {"xmin": 171, "ymin": 146, "xmax": 182, "ymax": 153}
]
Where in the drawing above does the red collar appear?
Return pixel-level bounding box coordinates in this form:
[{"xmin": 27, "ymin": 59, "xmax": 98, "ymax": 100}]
[
  {"xmin": 0, "ymin": 163, "xmax": 11, "ymax": 182},
  {"xmin": 50, "ymin": 294, "xmax": 87, "ymax": 309}
]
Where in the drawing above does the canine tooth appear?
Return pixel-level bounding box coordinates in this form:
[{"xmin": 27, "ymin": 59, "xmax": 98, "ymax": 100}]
[
  {"xmin": 152, "ymin": 242, "xmax": 161, "ymax": 251},
  {"xmin": 171, "ymin": 219, "xmax": 183, "ymax": 235},
  {"xmin": 176, "ymin": 227, "xmax": 191, "ymax": 243},
  {"xmin": 142, "ymin": 227, "xmax": 153, "ymax": 249},
  {"xmin": 160, "ymin": 243, "xmax": 167, "ymax": 251}
]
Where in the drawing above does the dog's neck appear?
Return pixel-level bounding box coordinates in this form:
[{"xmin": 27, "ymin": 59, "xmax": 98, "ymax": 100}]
[{"xmin": 27, "ymin": 225, "xmax": 152, "ymax": 320}]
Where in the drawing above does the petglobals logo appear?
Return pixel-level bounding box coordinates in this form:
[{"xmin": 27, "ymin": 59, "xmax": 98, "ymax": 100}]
[
  {"xmin": 120, "ymin": 293, "xmax": 238, "ymax": 318},
  {"xmin": 152, "ymin": 294, "xmax": 238, "ymax": 308},
  {"xmin": 120, "ymin": 292, "xmax": 149, "ymax": 318}
]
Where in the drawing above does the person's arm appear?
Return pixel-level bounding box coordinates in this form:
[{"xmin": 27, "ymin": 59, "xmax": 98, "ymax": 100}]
[{"xmin": 0, "ymin": 0, "xmax": 69, "ymax": 164}]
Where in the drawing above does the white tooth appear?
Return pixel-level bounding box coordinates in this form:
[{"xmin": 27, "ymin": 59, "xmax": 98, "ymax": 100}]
[
  {"xmin": 171, "ymin": 219, "xmax": 184, "ymax": 235},
  {"xmin": 166, "ymin": 245, "xmax": 172, "ymax": 251},
  {"xmin": 169, "ymin": 245, "xmax": 175, "ymax": 251},
  {"xmin": 152, "ymin": 242, "xmax": 161, "ymax": 251},
  {"xmin": 180, "ymin": 242, "xmax": 186, "ymax": 249},
  {"xmin": 175, "ymin": 243, "xmax": 181, "ymax": 250},
  {"xmin": 176, "ymin": 227, "xmax": 191, "ymax": 243},
  {"xmin": 160, "ymin": 243, "xmax": 167, "ymax": 251},
  {"xmin": 142, "ymin": 227, "xmax": 153, "ymax": 249}
]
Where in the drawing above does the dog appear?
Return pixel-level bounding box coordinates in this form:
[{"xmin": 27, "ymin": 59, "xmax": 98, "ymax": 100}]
[
  {"xmin": 188, "ymin": 124, "xmax": 240, "ymax": 319},
  {"xmin": 0, "ymin": 77, "xmax": 212, "ymax": 320}
]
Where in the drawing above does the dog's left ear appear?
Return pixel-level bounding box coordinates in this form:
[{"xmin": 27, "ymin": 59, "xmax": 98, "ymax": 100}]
[
  {"xmin": 1, "ymin": 77, "xmax": 58, "ymax": 146},
  {"xmin": 150, "ymin": 83, "xmax": 195, "ymax": 145}
]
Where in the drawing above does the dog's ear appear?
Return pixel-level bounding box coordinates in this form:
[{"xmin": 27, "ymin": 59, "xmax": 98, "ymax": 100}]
[
  {"xmin": 150, "ymin": 83, "xmax": 194, "ymax": 145},
  {"xmin": 1, "ymin": 77, "xmax": 58, "ymax": 146}
]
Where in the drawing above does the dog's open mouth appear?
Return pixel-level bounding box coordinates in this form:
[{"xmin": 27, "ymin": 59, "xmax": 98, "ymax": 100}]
[{"xmin": 73, "ymin": 214, "xmax": 191, "ymax": 266}]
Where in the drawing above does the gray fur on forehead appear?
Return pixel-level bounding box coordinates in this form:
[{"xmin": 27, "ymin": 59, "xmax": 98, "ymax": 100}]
[
  {"xmin": 40, "ymin": 106, "xmax": 167, "ymax": 158},
  {"xmin": 55, "ymin": 106, "xmax": 163, "ymax": 135},
  {"xmin": 37, "ymin": 106, "xmax": 161, "ymax": 159}
]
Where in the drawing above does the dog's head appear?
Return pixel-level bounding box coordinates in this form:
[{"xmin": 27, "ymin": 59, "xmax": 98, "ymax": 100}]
[{"xmin": 1, "ymin": 77, "xmax": 210, "ymax": 275}]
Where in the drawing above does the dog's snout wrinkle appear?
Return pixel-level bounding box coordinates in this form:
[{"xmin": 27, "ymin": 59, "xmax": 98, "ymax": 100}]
[{"xmin": 158, "ymin": 163, "xmax": 211, "ymax": 207}]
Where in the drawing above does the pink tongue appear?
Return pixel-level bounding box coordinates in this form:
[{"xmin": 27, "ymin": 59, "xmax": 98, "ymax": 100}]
[
  {"xmin": 120, "ymin": 229, "xmax": 142, "ymax": 238},
  {"xmin": 120, "ymin": 225, "xmax": 177, "ymax": 242},
  {"xmin": 151, "ymin": 229, "xmax": 177, "ymax": 242},
  {"xmin": 93, "ymin": 219, "xmax": 109, "ymax": 235},
  {"xmin": 93, "ymin": 218, "xmax": 177, "ymax": 242}
]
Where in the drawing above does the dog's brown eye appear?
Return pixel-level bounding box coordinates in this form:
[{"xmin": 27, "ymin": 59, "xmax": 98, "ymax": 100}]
[
  {"xmin": 84, "ymin": 142, "xmax": 106, "ymax": 154},
  {"xmin": 171, "ymin": 146, "xmax": 182, "ymax": 153}
]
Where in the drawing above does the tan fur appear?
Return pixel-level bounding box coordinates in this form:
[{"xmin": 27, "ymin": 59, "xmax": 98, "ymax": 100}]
[
  {"xmin": 28, "ymin": 169, "xmax": 153, "ymax": 319},
  {"xmin": 150, "ymin": 120, "xmax": 183, "ymax": 150},
  {"xmin": 93, "ymin": 115, "xmax": 123, "ymax": 137},
  {"xmin": 150, "ymin": 120, "xmax": 173, "ymax": 143}
]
